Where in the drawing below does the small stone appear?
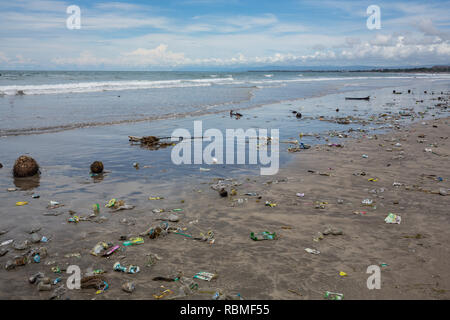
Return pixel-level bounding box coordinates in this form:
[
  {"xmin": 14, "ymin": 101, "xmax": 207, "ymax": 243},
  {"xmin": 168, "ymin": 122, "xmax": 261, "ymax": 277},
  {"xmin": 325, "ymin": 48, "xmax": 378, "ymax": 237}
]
[
  {"xmin": 5, "ymin": 260, "xmax": 15, "ymax": 270},
  {"xmin": 31, "ymin": 233, "xmax": 41, "ymax": 243},
  {"xmin": 29, "ymin": 272, "xmax": 45, "ymax": 284},
  {"xmin": 219, "ymin": 188, "xmax": 228, "ymax": 197},
  {"xmin": 122, "ymin": 282, "xmax": 135, "ymax": 293},
  {"xmin": 13, "ymin": 240, "xmax": 29, "ymax": 251},
  {"xmin": 38, "ymin": 282, "xmax": 52, "ymax": 291},
  {"xmin": 167, "ymin": 214, "xmax": 179, "ymax": 222},
  {"xmin": 439, "ymin": 188, "xmax": 447, "ymax": 196}
]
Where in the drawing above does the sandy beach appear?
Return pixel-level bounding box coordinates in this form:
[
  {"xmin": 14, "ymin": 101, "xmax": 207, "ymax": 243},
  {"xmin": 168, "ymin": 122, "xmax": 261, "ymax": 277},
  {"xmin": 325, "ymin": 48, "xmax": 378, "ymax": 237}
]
[{"xmin": 1, "ymin": 102, "xmax": 448, "ymax": 300}]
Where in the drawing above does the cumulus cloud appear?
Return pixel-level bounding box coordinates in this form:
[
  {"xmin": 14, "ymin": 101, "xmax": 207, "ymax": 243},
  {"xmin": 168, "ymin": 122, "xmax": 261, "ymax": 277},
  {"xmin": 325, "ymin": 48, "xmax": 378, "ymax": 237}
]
[{"xmin": 49, "ymin": 36, "xmax": 450, "ymax": 68}]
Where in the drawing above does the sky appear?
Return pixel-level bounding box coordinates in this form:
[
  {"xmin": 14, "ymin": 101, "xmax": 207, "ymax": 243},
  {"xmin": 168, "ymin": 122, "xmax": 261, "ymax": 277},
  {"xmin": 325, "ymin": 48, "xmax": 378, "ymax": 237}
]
[{"xmin": 0, "ymin": 0, "xmax": 449, "ymax": 70}]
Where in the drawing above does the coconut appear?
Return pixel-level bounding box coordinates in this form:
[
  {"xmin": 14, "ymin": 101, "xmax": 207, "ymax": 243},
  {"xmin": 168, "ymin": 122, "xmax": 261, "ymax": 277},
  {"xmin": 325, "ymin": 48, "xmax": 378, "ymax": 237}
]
[
  {"xmin": 13, "ymin": 156, "xmax": 39, "ymax": 177},
  {"xmin": 90, "ymin": 161, "xmax": 104, "ymax": 174}
]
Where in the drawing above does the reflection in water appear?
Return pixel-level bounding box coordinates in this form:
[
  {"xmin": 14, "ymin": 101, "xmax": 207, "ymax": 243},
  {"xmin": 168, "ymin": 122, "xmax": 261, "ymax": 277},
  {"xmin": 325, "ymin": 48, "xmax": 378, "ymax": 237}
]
[
  {"xmin": 91, "ymin": 173, "xmax": 105, "ymax": 183},
  {"xmin": 14, "ymin": 174, "xmax": 40, "ymax": 190}
]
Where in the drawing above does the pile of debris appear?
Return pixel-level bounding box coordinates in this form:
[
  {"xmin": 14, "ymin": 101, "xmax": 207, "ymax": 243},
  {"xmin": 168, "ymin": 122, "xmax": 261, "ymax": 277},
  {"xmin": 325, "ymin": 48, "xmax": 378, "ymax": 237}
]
[{"xmin": 128, "ymin": 136, "xmax": 175, "ymax": 150}]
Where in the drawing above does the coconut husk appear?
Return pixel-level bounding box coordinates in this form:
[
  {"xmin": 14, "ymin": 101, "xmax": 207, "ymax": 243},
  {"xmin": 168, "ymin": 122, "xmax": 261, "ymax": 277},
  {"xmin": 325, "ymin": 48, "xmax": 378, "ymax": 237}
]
[
  {"xmin": 90, "ymin": 161, "xmax": 104, "ymax": 174},
  {"xmin": 81, "ymin": 275, "xmax": 107, "ymax": 290},
  {"xmin": 13, "ymin": 156, "xmax": 39, "ymax": 177}
]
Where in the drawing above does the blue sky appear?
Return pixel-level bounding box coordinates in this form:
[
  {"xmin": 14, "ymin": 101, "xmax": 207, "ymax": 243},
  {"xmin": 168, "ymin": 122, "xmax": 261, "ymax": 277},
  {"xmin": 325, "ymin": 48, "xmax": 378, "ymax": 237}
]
[{"xmin": 0, "ymin": 0, "xmax": 449, "ymax": 70}]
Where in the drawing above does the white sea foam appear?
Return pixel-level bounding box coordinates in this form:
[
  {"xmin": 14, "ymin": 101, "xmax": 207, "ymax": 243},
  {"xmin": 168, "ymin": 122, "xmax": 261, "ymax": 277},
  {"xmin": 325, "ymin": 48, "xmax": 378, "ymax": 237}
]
[
  {"xmin": 1, "ymin": 74, "xmax": 448, "ymax": 96},
  {"xmin": 0, "ymin": 77, "xmax": 234, "ymax": 95}
]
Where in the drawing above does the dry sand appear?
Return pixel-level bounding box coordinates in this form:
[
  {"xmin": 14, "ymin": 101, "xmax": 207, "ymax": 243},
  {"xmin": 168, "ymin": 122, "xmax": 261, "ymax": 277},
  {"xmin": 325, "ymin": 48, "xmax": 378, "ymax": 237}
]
[{"xmin": 0, "ymin": 116, "xmax": 449, "ymax": 300}]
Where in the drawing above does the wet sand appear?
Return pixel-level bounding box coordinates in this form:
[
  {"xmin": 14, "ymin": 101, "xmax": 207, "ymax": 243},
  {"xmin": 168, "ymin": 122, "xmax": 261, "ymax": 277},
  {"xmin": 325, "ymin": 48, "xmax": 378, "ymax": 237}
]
[{"xmin": 0, "ymin": 102, "xmax": 449, "ymax": 300}]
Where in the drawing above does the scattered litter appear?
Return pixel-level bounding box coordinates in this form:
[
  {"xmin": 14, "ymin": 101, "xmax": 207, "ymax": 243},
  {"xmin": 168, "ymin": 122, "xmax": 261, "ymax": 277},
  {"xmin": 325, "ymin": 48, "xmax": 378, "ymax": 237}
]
[
  {"xmin": 250, "ymin": 231, "xmax": 277, "ymax": 241},
  {"xmin": 113, "ymin": 262, "xmax": 140, "ymax": 274},
  {"xmin": 305, "ymin": 248, "xmax": 320, "ymax": 255},
  {"xmin": 324, "ymin": 291, "xmax": 344, "ymax": 300},
  {"xmin": 1, "ymin": 239, "xmax": 13, "ymax": 246},
  {"xmin": 193, "ymin": 272, "xmax": 217, "ymax": 281},
  {"xmin": 123, "ymin": 237, "xmax": 144, "ymax": 246},
  {"xmin": 153, "ymin": 289, "xmax": 173, "ymax": 299},
  {"xmin": 385, "ymin": 213, "xmax": 401, "ymax": 224},
  {"xmin": 265, "ymin": 201, "xmax": 277, "ymax": 207},
  {"xmin": 16, "ymin": 201, "xmax": 28, "ymax": 206},
  {"xmin": 91, "ymin": 242, "xmax": 109, "ymax": 256}
]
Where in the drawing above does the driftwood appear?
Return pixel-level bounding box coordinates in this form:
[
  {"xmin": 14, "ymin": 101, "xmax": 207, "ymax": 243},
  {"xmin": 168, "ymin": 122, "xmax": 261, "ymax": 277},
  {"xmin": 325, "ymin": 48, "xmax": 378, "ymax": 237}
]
[
  {"xmin": 345, "ymin": 96, "xmax": 370, "ymax": 101},
  {"xmin": 128, "ymin": 135, "xmax": 174, "ymax": 150}
]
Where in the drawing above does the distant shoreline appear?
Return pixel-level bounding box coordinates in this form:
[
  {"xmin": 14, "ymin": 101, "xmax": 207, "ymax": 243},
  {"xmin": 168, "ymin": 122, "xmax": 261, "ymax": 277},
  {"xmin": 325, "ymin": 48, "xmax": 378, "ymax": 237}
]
[{"xmin": 248, "ymin": 65, "xmax": 450, "ymax": 73}]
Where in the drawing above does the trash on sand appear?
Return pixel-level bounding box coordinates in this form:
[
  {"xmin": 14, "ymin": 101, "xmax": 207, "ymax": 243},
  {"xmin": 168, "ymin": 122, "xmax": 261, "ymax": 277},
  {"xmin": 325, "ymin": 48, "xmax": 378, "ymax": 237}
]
[
  {"xmin": 7, "ymin": 188, "xmax": 17, "ymax": 192},
  {"xmin": 250, "ymin": 231, "xmax": 277, "ymax": 241},
  {"xmin": 362, "ymin": 154, "xmax": 369, "ymax": 158},
  {"xmin": 265, "ymin": 201, "xmax": 277, "ymax": 207},
  {"xmin": 92, "ymin": 204, "xmax": 100, "ymax": 213},
  {"xmin": 123, "ymin": 237, "xmax": 144, "ymax": 246},
  {"xmin": 51, "ymin": 266, "xmax": 61, "ymax": 273},
  {"xmin": 199, "ymin": 167, "xmax": 211, "ymax": 172},
  {"xmin": 296, "ymin": 193, "xmax": 305, "ymax": 197},
  {"xmin": 68, "ymin": 216, "xmax": 80, "ymax": 223},
  {"xmin": 1, "ymin": 239, "xmax": 13, "ymax": 246},
  {"xmin": 305, "ymin": 248, "xmax": 320, "ymax": 255},
  {"xmin": 193, "ymin": 272, "xmax": 217, "ymax": 281},
  {"xmin": 103, "ymin": 245, "xmax": 120, "ymax": 257},
  {"xmin": 385, "ymin": 213, "xmax": 401, "ymax": 224},
  {"xmin": 114, "ymin": 204, "xmax": 135, "ymax": 211},
  {"xmin": 113, "ymin": 262, "xmax": 140, "ymax": 274},
  {"xmin": 324, "ymin": 291, "xmax": 344, "ymax": 300},
  {"xmin": 153, "ymin": 289, "xmax": 173, "ymax": 299},
  {"xmin": 91, "ymin": 242, "xmax": 109, "ymax": 256},
  {"xmin": 16, "ymin": 201, "xmax": 28, "ymax": 206},
  {"xmin": 149, "ymin": 196, "xmax": 164, "ymax": 200},
  {"xmin": 361, "ymin": 199, "xmax": 373, "ymax": 206},
  {"xmin": 339, "ymin": 271, "xmax": 347, "ymax": 277},
  {"xmin": 105, "ymin": 198, "xmax": 116, "ymax": 208}
]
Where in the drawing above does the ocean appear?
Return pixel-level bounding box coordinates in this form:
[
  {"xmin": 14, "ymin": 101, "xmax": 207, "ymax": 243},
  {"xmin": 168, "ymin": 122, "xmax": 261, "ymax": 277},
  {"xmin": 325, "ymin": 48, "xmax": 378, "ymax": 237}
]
[
  {"xmin": 1, "ymin": 71, "xmax": 449, "ymax": 135},
  {"xmin": 0, "ymin": 70, "xmax": 449, "ymax": 186}
]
